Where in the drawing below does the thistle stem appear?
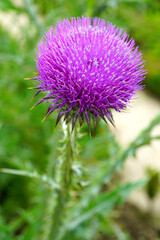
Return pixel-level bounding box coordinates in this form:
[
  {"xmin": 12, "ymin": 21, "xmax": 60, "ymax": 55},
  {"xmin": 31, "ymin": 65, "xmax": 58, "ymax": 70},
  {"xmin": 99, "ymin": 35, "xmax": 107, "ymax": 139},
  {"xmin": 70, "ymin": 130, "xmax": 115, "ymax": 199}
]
[{"xmin": 49, "ymin": 122, "xmax": 74, "ymax": 240}]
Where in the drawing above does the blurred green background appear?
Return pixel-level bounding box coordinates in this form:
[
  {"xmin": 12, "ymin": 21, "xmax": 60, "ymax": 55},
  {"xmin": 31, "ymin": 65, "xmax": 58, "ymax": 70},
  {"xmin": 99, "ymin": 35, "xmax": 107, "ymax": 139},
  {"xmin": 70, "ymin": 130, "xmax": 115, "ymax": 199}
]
[{"xmin": 0, "ymin": 0, "xmax": 160, "ymax": 239}]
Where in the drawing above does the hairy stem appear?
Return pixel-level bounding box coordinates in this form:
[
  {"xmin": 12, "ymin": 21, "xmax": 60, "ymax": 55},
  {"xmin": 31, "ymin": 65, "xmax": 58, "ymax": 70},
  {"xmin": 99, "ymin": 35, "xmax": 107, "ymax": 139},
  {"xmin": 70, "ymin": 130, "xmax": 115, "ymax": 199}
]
[{"xmin": 49, "ymin": 123, "xmax": 74, "ymax": 240}]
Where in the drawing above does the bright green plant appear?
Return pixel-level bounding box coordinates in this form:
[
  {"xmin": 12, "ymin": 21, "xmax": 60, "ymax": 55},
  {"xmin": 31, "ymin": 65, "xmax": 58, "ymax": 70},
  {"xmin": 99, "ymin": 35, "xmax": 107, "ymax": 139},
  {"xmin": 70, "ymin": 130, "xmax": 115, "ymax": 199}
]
[{"xmin": 0, "ymin": 1, "xmax": 160, "ymax": 240}]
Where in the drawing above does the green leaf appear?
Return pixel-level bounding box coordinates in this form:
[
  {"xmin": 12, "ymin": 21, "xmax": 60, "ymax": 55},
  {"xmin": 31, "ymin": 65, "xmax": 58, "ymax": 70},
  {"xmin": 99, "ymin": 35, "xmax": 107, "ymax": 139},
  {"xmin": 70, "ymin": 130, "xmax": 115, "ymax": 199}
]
[
  {"xmin": 0, "ymin": 168, "xmax": 59, "ymax": 190},
  {"xmin": 69, "ymin": 178, "xmax": 148, "ymax": 230}
]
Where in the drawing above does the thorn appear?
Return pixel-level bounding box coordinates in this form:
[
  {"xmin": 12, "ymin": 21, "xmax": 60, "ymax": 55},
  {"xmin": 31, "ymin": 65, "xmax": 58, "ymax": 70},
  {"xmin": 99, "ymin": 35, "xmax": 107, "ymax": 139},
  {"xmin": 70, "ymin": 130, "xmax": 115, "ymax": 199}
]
[
  {"xmin": 30, "ymin": 90, "xmax": 41, "ymax": 101},
  {"xmin": 24, "ymin": 77, "xmax": 36, "ymax": 80},
  {"xmin": 30, "ymin": 105, "xmax": 36, "ymax": 111},
  {"xmin": 64, "ymin": 112, "xmax": 70, "ymax": 121},
  {"xmin": 41, "ymin": 105, "xmax": 57, "ymax": 123},
  {"xmin": 28, "ymin": 87, "xmax": 34, "ymax": 89},
  {"xmin": 107, "ymin": 113, "xmax": 116, "ymax": 129},
  {"xmin": 28, "ymin": 86, "xmax": 40, "ymax": 90},
  {"xmin": 99, "ymin": 112, "xmax": 108, "ymax": 125},
  {"xmin": 62, "ymin": 112, "xmax": 70, "ymax": 125},
  {"xmin": 30, "ymin": 98, "xmax": 44, "ymax": 110},
  {"xmin": 66, "ymin": 116, "xmax": 72, "ymax": 124},
  {"xmin": 33, "ymin": 72, "xmax": 39, "ymax": 75},
  {"xmin": 72, "ymin": 115, "xmax": 78, "ymax": 132},
  {"xmin": 55, "ymin": 112, "xmax": 64, "ymax": 127},
  {"xmin": 42, "ymin": 115, "xmax": 47, "ymax": 123}
]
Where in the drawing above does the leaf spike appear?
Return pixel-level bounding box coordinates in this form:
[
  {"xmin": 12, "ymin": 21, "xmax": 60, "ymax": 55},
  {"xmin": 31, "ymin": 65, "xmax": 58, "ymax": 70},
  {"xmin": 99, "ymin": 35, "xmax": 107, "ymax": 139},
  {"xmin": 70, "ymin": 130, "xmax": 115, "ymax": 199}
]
[
  {"xmin": 30, "ymin": 105, "xmax": 36, "ymax": 111},
  {"xmin": 99, "ymin": 111, "xmax": 108, "ymax": 125},
  {"xmin": 55, "ymin": 112, "xmax": 64, "ymax": 127},
  {"xmin": 28, "ymin": 87, "xmax": 35, "ymax": 90},
  {"xmin": 28, "ymin": 86, "xmax": 40, "ymax": 90},
  {"xmin": 71, "ymin": 115, "xmax": 78, "ymax": 132},
  {"xmin": 24, "ymin": 78, "xmax": 32, "ymax": 80},
  {"xmin": 42, "ymin": 115, "xmax": 47, "ymax": 123},
  {"xmin": 30, "ymin": 90, "xmax": 41, "ymax": 101},
  {"xmin": 107, "ymin": 113, "xmax": 116, "ymax": 129},
  {"xmin": 33, "ymin": 71, "xmax": 39, "ymax": 75},
  {"xmin": 30, "ymin": 98, "xmax": 44, "ymax": 110}
]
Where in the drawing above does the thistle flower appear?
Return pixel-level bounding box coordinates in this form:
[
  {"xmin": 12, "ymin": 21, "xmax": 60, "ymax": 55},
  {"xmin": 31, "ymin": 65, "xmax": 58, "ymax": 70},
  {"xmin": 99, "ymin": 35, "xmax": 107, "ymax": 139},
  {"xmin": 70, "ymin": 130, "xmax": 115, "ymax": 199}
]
[{"xmin": 30, "ymin": 16, "xmax": 146, "ymax": 134}]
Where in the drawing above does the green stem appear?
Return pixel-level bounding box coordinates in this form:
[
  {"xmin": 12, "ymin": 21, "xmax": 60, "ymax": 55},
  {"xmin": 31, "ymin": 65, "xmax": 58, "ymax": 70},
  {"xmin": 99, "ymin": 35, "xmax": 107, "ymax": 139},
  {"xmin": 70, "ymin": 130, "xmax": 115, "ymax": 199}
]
[{"xmin": 49, "ymin": 123, "xmax": 74, "ymax": 240}]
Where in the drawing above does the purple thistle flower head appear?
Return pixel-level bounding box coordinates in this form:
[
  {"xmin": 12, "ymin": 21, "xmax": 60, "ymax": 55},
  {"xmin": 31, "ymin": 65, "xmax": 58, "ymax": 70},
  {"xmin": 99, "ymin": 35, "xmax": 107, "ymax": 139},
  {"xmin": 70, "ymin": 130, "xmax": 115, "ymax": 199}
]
[{"xmin": 31, "ymin": 16, "xmax": 146, "ymax": 133}]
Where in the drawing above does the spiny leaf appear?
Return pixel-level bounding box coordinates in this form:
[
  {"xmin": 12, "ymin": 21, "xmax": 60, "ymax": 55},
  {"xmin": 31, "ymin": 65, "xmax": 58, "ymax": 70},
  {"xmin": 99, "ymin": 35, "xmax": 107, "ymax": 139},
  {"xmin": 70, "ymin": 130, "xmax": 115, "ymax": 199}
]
[{"xmin": 69, "ymin": 179, "xmax": 148, "ymax": 230}]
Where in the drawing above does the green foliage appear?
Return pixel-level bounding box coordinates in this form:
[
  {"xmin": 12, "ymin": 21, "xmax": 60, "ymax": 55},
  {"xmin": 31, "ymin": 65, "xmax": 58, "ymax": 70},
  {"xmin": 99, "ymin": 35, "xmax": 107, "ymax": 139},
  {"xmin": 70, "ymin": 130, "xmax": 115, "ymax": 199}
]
[
  {"xmin": 68, "ymin": 180, "xmax": 148, "ymax": 230},
  {"xmin": 0, "ymin": 0, "xmax": 160, "ymax": 239}
]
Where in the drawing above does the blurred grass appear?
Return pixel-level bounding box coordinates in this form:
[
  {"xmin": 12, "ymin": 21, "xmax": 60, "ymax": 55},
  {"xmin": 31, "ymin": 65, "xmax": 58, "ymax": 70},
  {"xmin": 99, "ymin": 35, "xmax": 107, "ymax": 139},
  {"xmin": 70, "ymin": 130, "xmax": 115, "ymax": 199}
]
[{"xmin": 0, "ymin": 0, "xmax": 160, "ymax": 239}]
